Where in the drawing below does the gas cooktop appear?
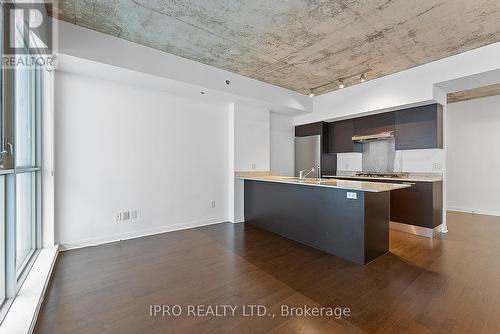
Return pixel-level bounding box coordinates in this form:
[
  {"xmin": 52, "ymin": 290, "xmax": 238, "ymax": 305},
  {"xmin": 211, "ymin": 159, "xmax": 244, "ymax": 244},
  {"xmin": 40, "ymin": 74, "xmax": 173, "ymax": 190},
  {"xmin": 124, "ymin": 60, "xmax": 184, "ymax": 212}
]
[{"xmin": 355, "ymin": 172, "xmax": 409, "ymax": 178}]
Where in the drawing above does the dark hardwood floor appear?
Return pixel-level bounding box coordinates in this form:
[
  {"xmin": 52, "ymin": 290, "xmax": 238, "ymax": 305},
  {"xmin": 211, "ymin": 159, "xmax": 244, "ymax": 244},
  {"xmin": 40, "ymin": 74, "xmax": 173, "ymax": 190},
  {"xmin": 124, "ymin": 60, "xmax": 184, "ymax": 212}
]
[{"xmin": 34, "ymin": 211, "xmax": 500, "ymax": 334}]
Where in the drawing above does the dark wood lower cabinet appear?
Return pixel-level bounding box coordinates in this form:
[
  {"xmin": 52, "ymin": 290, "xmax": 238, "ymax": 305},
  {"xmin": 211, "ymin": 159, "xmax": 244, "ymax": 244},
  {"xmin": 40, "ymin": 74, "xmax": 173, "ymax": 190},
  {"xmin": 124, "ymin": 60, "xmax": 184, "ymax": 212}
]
[
  {"xmin": 328, "ymin": 178, "xmax": 443, "ymax": 228},
  {"xmin": 390, "ymin": 181, "xmax": 442, "ymax": 228}
]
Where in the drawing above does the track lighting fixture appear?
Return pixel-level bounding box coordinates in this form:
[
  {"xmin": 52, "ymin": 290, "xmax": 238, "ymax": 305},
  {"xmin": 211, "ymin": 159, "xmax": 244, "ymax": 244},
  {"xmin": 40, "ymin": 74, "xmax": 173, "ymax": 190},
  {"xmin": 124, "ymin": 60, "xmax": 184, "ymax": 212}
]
[{"xmin": 338, "ymin": 79, "xmax": 345, "ymax": 89}]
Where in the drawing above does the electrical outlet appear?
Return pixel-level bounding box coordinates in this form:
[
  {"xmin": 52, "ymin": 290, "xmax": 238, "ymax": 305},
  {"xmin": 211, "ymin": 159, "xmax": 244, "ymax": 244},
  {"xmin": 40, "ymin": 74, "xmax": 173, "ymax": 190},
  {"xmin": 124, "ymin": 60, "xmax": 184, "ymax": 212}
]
[
  {"xmin": 432, "ymin": 162, "xmax": 442, "ymax": 171},
  {"xmin": 116, "ymin": 210, "xmax": 138, "ymax": 222},
  {"xmin": 211, "ymin": 201, "xmax": 216, "ymax": 208},
  {"xmin": 346, "ymin": 192, "xmax": 358, "ymax": 200}
]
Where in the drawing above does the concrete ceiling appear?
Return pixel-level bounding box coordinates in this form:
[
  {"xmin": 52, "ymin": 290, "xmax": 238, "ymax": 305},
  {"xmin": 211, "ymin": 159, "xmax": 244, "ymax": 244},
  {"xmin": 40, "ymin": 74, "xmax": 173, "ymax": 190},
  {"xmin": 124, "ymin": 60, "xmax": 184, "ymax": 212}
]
[
  {"xmin": 448, "ymin": 82, "xmax": 500, "ymax": 103},
  {"xmin": 52, "ymin": 0, "xmax": 500, "ymax": 95}
]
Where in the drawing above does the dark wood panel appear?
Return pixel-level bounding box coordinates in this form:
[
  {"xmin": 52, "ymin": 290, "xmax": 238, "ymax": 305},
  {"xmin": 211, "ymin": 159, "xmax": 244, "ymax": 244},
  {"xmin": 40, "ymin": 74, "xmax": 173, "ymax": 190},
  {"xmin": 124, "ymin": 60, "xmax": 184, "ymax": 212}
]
[
  {"xmin": 321, "ymin": 153, "xmax": 337, "ymax": 176},
  {"xmin": 35, "ymin": 212, "xmax": 500, "ymax": 334},
  {"xmin": 390, "ymin": 182, "xmax": 433, "ymax": 228},
  {"xmin": 328, "ymin": 119, "xmax": 362, "ymax": 153},
  {"xmin": 395, "ymin": 104, "xmax": 443, "ymax": 150},
  {"xmin": 327, "ymin": 178, "xmax": 443, "ymax": 228},
  {"xmin": 244, "ymin": 180, "xmax": 389, "ymax": 264},
  {"xmin": 390, "ymin": 181, "xmax": 442, "ymax": 228},
  {"xmin": 295, "ymin": 122, "xmax": 323, "ymax": 137},
  {"xmin": 432, "ymin": 181, "xmax": 444, "ymax": 228},
  {"xmin": 244, "ymin": 180, "xmax": 364, "ymax": 264},
  {"xmin": 353, "ymin": 112, "xmax": 395, "ymax": 136},
  {"xmin": 364, "ymin": 191, "xmax": 390, "ymax": 262},
  {"xmin": 321, "ymin": 123, "xmax": 336, "ymax": 176}
]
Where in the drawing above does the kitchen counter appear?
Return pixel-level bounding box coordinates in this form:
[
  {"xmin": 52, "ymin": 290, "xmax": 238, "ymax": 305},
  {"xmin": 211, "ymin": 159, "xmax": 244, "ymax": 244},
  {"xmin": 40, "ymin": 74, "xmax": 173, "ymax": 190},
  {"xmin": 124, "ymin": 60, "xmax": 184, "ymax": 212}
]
[
  {"xmin": 235, "ymin": 175, "xmax": 411, "ymax": 193},
  {"xmin": 241, "ymin": 175, "xmax": 407, "ymax": 264},
  {"xmin": 322, "ymin": 173, "xmax": 443, "ymax": 183}
]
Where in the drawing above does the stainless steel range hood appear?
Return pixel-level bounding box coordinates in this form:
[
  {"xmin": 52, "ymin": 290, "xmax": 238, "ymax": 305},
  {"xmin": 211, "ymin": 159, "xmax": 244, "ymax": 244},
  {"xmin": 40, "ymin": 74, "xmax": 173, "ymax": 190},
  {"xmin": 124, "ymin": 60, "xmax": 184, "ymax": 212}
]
[{"xmin": 352, "ymin": 130, "xmax": 394, "ymax": 142}]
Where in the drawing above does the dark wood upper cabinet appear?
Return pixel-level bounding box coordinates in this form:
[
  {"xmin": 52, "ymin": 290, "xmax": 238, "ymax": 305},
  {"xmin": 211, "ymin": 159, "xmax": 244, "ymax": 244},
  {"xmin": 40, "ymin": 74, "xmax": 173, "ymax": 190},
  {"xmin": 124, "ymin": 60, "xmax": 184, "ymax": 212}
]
[
  {"xmin": 327, "ymin": 120, "xmax": 362, "ymax": 153},
  {"xmin": 298, "ymin": 104, "xmax": 443, "ymax": 156},
  {"xmin": 395, "ymin": 104, "xmax": 443, "ymax": 150},
  {"xmin": 295, "ymin": 122, "xmax": 323, "ymax": 137},
  {"xmin": 353, "ymin": 112, "xmax": 395, "ymax": 136}
]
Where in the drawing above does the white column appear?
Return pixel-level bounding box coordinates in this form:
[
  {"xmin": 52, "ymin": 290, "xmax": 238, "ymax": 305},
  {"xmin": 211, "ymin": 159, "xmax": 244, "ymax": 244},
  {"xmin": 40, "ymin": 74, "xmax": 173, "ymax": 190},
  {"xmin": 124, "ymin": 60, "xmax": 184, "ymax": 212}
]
[
  {"xmin": 433, "ymin": 85, "xmax": 448, "ymax": 233},
  {"xmin": 42, "ymin": 69, "xmax": 56, "ymax": 246}
]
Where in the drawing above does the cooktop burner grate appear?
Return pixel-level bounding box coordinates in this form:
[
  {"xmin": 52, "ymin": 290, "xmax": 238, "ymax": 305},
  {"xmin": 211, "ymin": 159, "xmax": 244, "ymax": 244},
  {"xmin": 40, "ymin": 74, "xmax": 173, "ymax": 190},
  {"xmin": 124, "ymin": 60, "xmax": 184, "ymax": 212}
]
[{"xmin": 355, "ymin": 172, "xmax": 409, "ymax": 178}]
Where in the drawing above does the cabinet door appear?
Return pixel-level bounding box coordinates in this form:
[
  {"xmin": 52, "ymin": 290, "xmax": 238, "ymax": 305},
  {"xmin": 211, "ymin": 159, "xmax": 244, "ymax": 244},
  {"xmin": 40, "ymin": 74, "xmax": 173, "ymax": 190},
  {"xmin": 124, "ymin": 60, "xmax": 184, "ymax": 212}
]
[
  {"xmin": 390, "ymin": 182, "xmax": 435, "ymax": 228},
  {"xmin": 353, "ymin": 112, "xmax": 395, "ymax": 136},
  {"xmin": 328, "ymin": 120, "xmax": 362, "ymax": 153},
  {"xmin": 295, "ymin": 122, "xmax": 323, "ymax": 137},
  {"xmin": 395, "ymin": 104, "xmax": 443, "ymax": 150}
]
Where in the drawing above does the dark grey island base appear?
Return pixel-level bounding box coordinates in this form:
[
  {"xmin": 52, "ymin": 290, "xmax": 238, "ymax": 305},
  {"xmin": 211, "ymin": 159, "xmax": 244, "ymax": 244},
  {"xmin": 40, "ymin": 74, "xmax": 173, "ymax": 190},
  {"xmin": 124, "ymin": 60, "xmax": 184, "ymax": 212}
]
[{"xmin": 244, "ymin": 179, "xmax": 392, "ymax": 265}]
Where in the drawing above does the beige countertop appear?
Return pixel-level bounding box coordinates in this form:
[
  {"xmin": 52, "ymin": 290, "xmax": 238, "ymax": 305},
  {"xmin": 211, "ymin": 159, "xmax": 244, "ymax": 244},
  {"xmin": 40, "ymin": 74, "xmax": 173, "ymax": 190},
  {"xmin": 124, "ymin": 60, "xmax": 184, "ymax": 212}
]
[
  {"xmin": 323, "ymin": 173, "xmax": 443, "ymax": 183},
  {"xmin": 236, "ymin": 175, "xmax": 411, "ymax": 193}
]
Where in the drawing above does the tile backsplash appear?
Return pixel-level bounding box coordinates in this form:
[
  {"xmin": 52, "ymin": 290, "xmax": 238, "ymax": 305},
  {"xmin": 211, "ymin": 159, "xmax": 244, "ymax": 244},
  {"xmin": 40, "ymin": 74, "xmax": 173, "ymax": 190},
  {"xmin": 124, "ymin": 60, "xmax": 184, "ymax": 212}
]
[
  {"xmin": 337, "ymin": 146, "xmax": 444, "ymax": 173},
  {"xmin": 336, "ymin": 153, "xmax": 362, "ymax": 171},
  {"xmin": 399, "ymin": 149, "xmax": 444, "ymax": 173},
  {"xmin": 362, "ymin": 139, "xmax": 396, "ymax": 172}
]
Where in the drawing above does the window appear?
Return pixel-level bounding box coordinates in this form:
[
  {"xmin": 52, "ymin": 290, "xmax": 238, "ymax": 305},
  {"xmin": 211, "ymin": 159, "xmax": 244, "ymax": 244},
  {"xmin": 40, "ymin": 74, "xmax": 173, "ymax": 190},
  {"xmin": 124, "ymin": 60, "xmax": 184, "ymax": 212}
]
[
  {"xmin": 15, "ymin": 172, "xmax": 36, "ymax": 275},
  {"xmin": 0, "ymin": 2, "xmax": 44, "ymax": 319},
  {"xmin": 0, "ymin": 3, "xmax": 5, "ymax": 310},
  {"xmin": 14, "ymin": 65, "xmax": 41, "ymax": 281}
]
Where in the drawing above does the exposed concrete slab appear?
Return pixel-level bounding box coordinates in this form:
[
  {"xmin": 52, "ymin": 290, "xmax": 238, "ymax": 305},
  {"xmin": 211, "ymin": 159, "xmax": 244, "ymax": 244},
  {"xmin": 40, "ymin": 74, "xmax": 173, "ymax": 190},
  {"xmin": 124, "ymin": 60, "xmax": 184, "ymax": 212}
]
[{"xmin": 53, "ymin": 0, "xmax": 500, "ymax": 95}]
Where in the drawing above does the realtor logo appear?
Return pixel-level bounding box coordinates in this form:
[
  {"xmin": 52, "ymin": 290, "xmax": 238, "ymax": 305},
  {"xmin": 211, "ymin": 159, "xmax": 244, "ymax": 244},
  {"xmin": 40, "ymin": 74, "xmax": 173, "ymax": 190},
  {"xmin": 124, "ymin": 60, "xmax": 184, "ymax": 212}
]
[{"xmin": 2, "ymin": 0, "xmax": 55, "ymax": 68}]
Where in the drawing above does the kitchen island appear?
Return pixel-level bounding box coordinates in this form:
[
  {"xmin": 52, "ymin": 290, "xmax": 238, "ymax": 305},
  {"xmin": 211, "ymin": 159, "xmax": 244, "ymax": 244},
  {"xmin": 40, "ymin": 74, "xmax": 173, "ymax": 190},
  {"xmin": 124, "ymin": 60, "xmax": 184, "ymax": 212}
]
[
  {"xmin": 323, "ymin": 173, "xmax": 444, "ymax": 238},
  {"xmin": 236, "ymin": 175, "xmax": 410, "ymax": 264}
]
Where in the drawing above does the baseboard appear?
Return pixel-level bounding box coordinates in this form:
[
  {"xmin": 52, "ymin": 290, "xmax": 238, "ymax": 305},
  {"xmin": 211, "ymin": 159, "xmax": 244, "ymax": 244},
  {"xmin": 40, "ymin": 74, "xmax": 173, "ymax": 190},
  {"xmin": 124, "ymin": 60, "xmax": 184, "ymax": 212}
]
[
  {"xmin": 389, "ymin": 221, "xmax": 442, "ymax": 238},
  {"xmin": 60, "ymin": 217, "xmax": 228, "ymax": 250},
  {"xmin": 447, "ymin": 207, "xmax": 500, "ymax": 217}
]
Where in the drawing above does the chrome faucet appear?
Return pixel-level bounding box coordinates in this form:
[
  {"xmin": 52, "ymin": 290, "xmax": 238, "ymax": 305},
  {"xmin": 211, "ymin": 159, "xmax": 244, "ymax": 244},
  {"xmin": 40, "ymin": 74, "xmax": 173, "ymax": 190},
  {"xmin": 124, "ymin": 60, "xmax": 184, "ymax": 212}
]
[{"xmin": 299, "ymin": 167, "xmax": 315, "ymax": 180}]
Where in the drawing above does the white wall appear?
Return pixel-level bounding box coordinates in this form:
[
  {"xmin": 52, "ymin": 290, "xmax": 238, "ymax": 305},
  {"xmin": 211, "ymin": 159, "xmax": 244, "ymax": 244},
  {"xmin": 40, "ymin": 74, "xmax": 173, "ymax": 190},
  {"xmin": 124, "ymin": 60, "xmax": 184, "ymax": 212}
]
[
  {"xmin": 55, "ymin": 71, "xmax": 229, "ymax": 246},
  {"xmin": 234, "ymin": 104, "xmax": 270, "ymax": 171},
  {"xmin": 270, "ymin": 112, "xmax": 295, "ymax": 176},
  {"xmin": 446, "ymin": 95, "xmax": 500, "ymax": 216},
  {"xmin": 229, "ymin": 103, "xmax": 270, "ymax": 223},
  {"xmin": 56, "ymin": 19, "xmax": 312, "ymax": 115}
]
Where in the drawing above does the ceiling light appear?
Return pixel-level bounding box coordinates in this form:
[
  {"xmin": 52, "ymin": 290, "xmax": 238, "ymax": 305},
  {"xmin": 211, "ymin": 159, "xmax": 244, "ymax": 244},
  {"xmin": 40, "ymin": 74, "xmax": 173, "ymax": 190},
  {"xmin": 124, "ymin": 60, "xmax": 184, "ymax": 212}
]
[
  {"xmin": 338, "ymin": 79, "xmax": 345, "ymax": 89},
  {"xmin": 309, "ymin": 90, "xmax": 314, "ymax": 97},
  {"xmin": 360, "ymin": 73, "xmax": 366, "ymax": 82}
]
